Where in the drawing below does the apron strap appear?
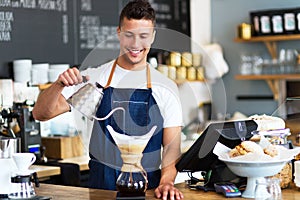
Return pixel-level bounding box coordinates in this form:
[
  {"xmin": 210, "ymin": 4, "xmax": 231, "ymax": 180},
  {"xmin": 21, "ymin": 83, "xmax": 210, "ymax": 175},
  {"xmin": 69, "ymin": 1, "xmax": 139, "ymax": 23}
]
[
  {"xmin": 104, "ymin": 59, "xmax": 152, "ymax": 89},
  {"xmin": 104, "ymin": 60, "xmax": 117, "ymax": 89},
  {"xmin": 146, "ymin": 64, "xmax": 151, "ymax": 89}
]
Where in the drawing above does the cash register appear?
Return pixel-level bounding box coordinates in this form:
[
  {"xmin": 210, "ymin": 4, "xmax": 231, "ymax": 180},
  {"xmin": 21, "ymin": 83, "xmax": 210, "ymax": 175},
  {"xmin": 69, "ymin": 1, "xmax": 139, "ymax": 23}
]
[{"xmin": 176, "ymin": 120, "xmax": 258, "ymax": 190}]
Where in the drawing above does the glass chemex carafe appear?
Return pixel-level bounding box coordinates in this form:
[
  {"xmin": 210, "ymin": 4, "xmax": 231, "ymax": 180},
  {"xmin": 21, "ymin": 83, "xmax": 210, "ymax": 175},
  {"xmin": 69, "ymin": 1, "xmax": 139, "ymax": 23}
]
[
  {"xmin": 8, "ymin": 153, "xmax": 39, "ymax": 199},
  {"xmin": 106, "ymin": 125, "xmax": 157, "ymax": 197}
]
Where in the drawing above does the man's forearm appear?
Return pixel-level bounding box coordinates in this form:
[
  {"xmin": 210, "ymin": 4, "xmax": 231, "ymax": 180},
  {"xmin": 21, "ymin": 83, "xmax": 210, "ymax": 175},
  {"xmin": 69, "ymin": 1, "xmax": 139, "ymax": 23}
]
[
  {"xmin": 32, "ymin": 81, "xmax": 69, "ymax": 121},
  {"xmin": 160, "ymin": 162, "xmax": 178, "ymax": 185},
  {"xmin": 160, "ymin": 126, "xmax": 182, "ymax": 184}
]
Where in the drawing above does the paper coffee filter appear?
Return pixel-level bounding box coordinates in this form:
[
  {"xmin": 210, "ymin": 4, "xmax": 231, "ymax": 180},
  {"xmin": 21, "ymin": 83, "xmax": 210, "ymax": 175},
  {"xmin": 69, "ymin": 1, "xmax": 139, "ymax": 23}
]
[{"xmin": 106, "ymin": 125, "xmax": 157, "ymax": 154}]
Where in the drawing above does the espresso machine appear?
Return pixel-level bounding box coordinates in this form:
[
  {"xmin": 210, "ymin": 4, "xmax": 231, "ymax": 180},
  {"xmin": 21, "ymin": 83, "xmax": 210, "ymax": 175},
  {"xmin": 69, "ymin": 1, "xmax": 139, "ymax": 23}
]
[
  {"xmin": 13, "ymin": 102, "xmax": 42, "ymax": 162},
  {"xmin": 0, "ymin": 102, "xmax": 43, "ymax": 162}
]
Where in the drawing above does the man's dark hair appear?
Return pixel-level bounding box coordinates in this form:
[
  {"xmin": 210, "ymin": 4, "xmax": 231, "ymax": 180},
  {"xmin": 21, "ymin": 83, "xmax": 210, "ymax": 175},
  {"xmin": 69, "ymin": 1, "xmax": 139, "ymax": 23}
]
[{"xmin": 119, "ymin": 0, "xmax": 156, "ymax": 27}]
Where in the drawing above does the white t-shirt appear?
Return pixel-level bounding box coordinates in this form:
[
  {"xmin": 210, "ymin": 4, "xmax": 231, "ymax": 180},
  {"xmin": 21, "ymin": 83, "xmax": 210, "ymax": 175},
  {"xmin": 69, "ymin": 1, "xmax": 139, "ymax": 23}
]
[{"xmin": 62, "ymin": 60, "xmax": 183, "ymax": 128}]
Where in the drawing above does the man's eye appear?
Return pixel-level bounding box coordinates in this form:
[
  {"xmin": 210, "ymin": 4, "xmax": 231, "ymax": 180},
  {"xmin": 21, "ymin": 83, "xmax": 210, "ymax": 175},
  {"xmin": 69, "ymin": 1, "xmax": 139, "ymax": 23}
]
[
  {"xmin": 140, "ymin": 34, "xmax": 150, "ymax": 39},
  {"xmin": 125, "ymin": 33, "xmax": 133, "ymax": 38}
]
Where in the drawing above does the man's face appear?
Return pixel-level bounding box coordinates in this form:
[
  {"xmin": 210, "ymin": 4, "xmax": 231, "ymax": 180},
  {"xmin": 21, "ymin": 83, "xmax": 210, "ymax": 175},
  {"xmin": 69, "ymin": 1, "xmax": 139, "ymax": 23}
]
[{"xmin": 117, "ymin": 18, "xmax": 155, "ymax": 68}]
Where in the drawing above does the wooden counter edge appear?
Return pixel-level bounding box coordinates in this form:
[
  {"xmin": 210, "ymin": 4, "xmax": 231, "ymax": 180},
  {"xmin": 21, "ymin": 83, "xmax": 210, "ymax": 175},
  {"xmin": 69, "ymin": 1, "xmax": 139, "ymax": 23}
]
[
  {"xmin": 58, "ymin": 155, "xmax": 89, "ymax": 171},
  {"xmin": 30, "ymin": 155, "xmax": 89, "ymax": 179},
  {"xmin": 35, "ymin": 182, "xmax": 300, "ymax": 200},
  {"xmin": 30, "ymin": 165, "xmax": 61, "ymax": 178}
]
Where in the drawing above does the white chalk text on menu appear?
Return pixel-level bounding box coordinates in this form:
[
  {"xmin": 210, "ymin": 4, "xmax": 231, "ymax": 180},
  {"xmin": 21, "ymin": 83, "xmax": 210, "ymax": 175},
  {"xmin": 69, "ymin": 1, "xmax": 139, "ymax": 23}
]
[
  {"xmin": 0, "ymin": 0, "xmax": 68, "ymax": 42},
  {"xmin": 79, "ymin": 0, "xmax": 119, "ymax": 50}
]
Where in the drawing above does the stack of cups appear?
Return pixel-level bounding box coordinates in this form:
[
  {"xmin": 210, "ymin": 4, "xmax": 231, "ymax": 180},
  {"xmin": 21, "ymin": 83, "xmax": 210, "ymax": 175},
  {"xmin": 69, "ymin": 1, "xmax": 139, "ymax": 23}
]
[
  {"xmin": 31, "ymin": 63, "xmax": 49, "ymax": 84},
  {"xmin": 294, "ymin": 160, "xmax": 300, "ymax": 187},
  {"xmin": 13, "ymin": 59, "xmax": 32, "ymax": 83},
  {"xmin": 48, "ymin": 64, "xmax": 70, "ymax": 82}
]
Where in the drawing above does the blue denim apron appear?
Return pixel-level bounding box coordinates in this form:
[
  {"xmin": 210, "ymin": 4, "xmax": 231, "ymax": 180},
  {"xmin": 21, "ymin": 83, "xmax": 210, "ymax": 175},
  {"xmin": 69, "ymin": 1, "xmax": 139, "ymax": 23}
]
[{"xmin": 88, "ymin": 60, "xmax": 164, "ymax": 190}]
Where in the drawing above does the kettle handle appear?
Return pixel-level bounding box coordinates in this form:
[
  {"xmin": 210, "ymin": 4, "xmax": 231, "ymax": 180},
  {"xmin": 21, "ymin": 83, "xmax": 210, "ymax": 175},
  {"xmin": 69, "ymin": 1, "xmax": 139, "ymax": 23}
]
[{"xmin": 60, "ymin": 75, "xmax": 88, "ymax": 86}]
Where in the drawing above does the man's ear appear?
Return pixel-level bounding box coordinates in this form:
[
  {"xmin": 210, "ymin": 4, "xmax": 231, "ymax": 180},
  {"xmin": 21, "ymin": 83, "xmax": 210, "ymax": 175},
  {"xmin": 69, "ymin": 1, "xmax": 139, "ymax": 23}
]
[
  {"xmin": 150, "ymin": 30, "xmax": 156, "ymax": 44},
  {"xmin": 117, "ymin": 26, "xmax": 121, "ymax": 40}
]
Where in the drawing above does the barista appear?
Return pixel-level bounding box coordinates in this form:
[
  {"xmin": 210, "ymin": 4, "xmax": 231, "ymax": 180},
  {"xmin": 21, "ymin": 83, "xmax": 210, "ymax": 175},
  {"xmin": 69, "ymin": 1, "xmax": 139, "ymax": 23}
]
[{"xmin": 32, "ymin": 1, "xmax": 183, "ymax": 200}]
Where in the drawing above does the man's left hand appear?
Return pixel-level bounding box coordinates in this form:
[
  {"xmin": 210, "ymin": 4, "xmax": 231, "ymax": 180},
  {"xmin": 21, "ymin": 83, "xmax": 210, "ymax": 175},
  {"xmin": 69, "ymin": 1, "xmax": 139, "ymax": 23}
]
[{"xmin": 154, "ymin": 182, "xmax": 184, "ymax": 200}]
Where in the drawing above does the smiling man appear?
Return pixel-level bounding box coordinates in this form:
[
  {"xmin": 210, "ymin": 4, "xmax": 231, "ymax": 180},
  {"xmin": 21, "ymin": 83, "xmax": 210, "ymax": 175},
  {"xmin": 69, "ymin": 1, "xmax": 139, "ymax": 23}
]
[
  {"xmin": 32, "ymin": 1, "xmax": 184, "ymax": 200},
  {"xmin": 117, "ymin": 15, "xmax": 156, "ymax": 69}
]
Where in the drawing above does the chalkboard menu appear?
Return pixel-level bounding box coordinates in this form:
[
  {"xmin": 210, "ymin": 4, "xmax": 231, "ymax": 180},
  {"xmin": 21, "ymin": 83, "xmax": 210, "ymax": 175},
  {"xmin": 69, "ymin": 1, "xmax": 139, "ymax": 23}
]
[{"xmin": 0, "ymin": 0, "xmax": 190, "ymax": 78}]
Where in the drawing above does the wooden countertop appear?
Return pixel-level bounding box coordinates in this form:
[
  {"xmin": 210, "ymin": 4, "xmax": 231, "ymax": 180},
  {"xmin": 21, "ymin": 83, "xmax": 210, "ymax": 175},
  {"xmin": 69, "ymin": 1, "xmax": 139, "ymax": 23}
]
[
  {"xmin": 59, "ymin": 155, "xmax": 89, "ymax": 171},
  {"xmin": 35, "ymin": 182, "xmax": 300, "ymax": 200},
  {"xmin": 30, "ymin": 155, "xmax": 89, "ymax": 178},
  {"xmin": 30, "ymin": 165, "xmax": 61, "ymax": 178}
]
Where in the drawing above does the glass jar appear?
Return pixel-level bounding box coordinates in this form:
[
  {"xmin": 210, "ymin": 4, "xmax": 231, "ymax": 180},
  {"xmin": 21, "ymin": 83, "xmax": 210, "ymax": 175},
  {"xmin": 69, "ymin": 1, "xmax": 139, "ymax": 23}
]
[
  {"xmin": 268, "ymin": 178, "xmax": 282, "ymax": 200},
  {"xmin": 187, "ymin": 66, "xmax": 196, "ymax": 81},
  {"xmin": 255, "ymin": 178, "xmax": 282, "ymax": 200},
  {"xmin": 279, "ymin": 49, "xmax": 298, "ymax": 74},
  {"xmin": 169, "ymin": 52, "xmax": 181, "ymax": 66},
  {"xmin": 157, "ymin": 65, "xmax": 168, "ymax": 77},
  {"xmin": 239, "ymin": 53, "xmax": 253, "ymax": 75},
  {"xmin": 196, "ymin": 66, "xmax": 205, "ymax": 81},
  {"xmin": 255, "ymin": 178, "xmax": 270, "ymax": 200},
  {"xmin": 181, "ymin": 52, "xmax": 193, "ymax": 67},
  {"xmin": 192, "ymin": 53, "xmax": 202, "ymax": 67},
  {"xmin": 252, "ymin": 55, "xmax": 263, "ymax": 75},
  {"xmin": 238, "ymin": 23, "xmax": 252, "ymax": 39},
  {"xmin": 168, "ymin": 65, "xmax": 176, "ymax": 80},
  {"xmin": 176, "ymin": 66, "xmax": 187, "ymax": 80}
]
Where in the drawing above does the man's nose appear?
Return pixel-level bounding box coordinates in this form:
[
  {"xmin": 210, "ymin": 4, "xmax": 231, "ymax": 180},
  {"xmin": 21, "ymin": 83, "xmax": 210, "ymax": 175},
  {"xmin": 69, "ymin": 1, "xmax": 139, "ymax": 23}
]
[{"xmin": 131, "ymin": 35, "xmax": 141, "ymax": 47}]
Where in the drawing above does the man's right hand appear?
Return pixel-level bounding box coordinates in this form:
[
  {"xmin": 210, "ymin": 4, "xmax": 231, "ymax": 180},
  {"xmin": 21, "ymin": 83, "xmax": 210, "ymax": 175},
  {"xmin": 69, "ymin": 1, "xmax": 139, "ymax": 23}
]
[
  {"xmin": 57, "ymin": 67, "xmax": 89, "ymax": 87},
  {"xmin": 33, "ymin": 67, "xmax": 89, "ymax": 121}
]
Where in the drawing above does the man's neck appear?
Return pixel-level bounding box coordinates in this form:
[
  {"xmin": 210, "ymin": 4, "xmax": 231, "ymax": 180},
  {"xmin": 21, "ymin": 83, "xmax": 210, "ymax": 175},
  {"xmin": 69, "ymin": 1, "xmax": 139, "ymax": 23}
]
[{"xmin": 116, "ymin": 57, "xmax": 147, "ymax": 71}]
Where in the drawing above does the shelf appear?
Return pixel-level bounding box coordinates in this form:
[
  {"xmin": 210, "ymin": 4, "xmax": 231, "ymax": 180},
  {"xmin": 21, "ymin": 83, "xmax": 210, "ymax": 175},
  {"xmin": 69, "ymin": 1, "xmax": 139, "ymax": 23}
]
[
  {"xmin": 234, "ymin": 34, "xmax": 300, "ymax": 59},
  {"xmin": 235, "ymin": 34, "xmax": 300, "ymax": 117},
  {"xmin": 235, "ymin": 74, "xmax": 300, "ymax": 80},
  {"xmin": 235, "ymin": 74, "xmax": 300, "ymax": 101},
  {"xmin": 174, "ymin": 79, "xmax": 205, "ymax": 85},
  {"xmin": 234, "ymin": 34, "xmax": 300, "ymax": 43}
]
